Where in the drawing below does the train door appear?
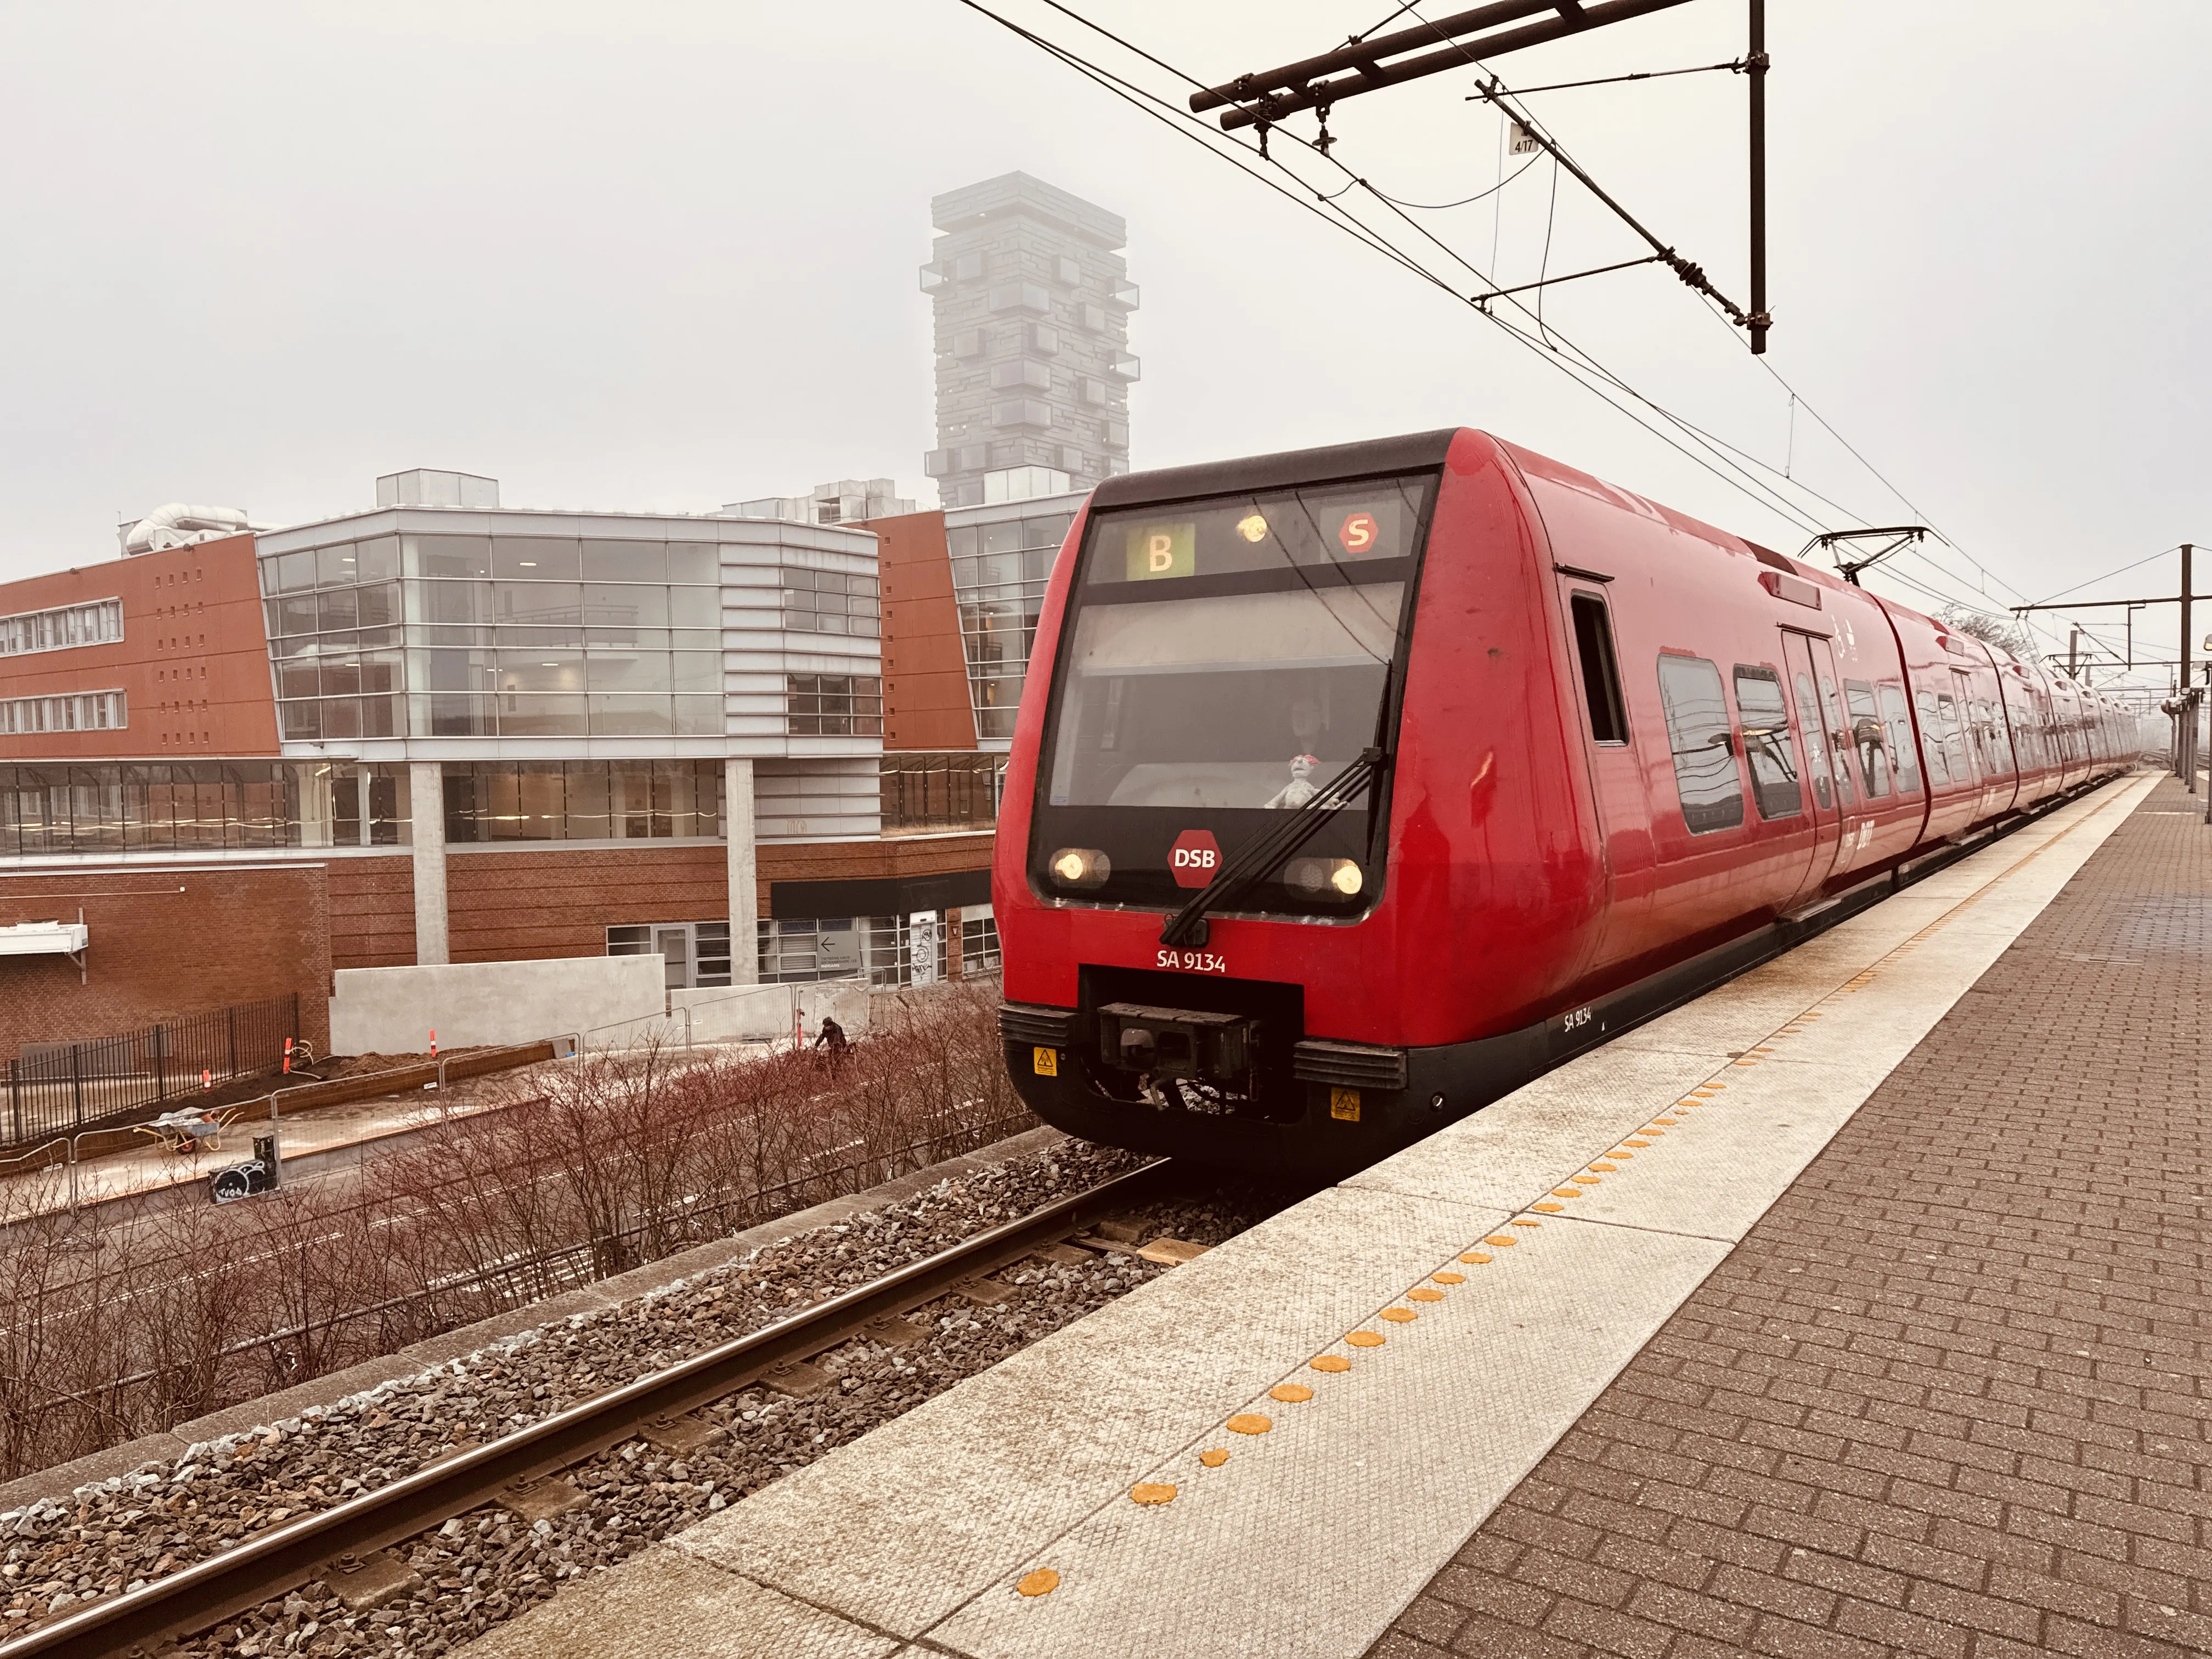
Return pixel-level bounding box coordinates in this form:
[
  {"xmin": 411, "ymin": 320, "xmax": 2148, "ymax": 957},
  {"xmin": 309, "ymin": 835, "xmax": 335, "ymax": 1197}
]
[
  {"xmin": 1967, "ymin": 666, "xmax": 2017, "ymax": 816},
  {"xmin": 1994, "ymin": 665, "xmax": 2043, "ymax": 806},
  {"xmin": 1781, "ymin": 631, "xmax": 1846, "ymax": 896},
  {"xmin": 1559, "ymin": 580, "xmax": 1655, "ymax": 973}
]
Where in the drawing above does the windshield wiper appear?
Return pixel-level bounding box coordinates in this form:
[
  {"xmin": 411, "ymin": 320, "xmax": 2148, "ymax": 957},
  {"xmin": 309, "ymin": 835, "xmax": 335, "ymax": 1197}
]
[{"xmin": 1159, "ymin": 747, "xmax": 1388, "ymax": 949}]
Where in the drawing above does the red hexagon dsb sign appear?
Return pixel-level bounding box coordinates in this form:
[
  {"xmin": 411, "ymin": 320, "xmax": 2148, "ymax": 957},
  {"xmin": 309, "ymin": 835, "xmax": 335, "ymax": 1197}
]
[
  {"xmin": 1169, "ymin": 829, "xmax": 1221, "ymax": 888},
  {"xmin": 1338, "ymin": 511, "xmax": 1379, "ymax": 554}
]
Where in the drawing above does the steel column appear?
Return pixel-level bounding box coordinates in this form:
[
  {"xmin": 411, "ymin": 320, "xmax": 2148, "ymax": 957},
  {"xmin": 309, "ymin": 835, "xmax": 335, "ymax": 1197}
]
[
  {"xmin": 2183, "ymin": 544, "xmax": 2194, "ymax": 793},
  {"xmin": 1748, "ymin": 0, "xmax": 1769, "ymax": 353}
]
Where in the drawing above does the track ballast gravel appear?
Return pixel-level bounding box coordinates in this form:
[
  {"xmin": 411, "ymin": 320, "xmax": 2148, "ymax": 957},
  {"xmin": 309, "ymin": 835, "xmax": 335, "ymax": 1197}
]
[{"xmin": 2, "ymin": 1138, "xmax": 1283, "ymax": 1657}]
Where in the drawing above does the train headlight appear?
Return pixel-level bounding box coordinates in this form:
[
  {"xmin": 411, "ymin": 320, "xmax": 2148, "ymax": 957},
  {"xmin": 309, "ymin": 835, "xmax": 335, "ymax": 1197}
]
[
  {"xmin": 1049, "ymin": 847, "xmax": 1111, "ymax": 890},
  {"xmin": 1285, "ymin": 857, "xmax": 1363, "ymax": 898}
]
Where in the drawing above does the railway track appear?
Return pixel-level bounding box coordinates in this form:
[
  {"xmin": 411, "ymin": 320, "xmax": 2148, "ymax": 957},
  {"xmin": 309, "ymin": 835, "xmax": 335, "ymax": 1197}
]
[{"xmin": 3, "ymin": 1159, "xmax": 1177, "ymax": 1659}]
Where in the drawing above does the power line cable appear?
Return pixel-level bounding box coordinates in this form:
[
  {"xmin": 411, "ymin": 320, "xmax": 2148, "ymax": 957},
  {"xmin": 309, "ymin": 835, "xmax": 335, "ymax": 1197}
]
[
  {"xmin": 960, "ymin": 0, "xmax": 1836, "ymax": 540},
  {"xmin": 2025, "ymin": 546, "xmax": 2184, "ymax": 607},
  {"xmin": 1216, "ymin": 0, "xmax": 2021, "ymax": 607},
  {"xmin": 1020, "ymin": 0, "xmax": 1827, "ymax": 531},
  {"xmin": 972, "ymin": 0, "xmax": 2146, "ymax": 676},
  {"xmin": 1086, "ymin": 1, "xmax": 2135, "ymax": 673},
  {"xmin": 1374, "ymin": 149, "xmax": 1542, "ymax": 210}
]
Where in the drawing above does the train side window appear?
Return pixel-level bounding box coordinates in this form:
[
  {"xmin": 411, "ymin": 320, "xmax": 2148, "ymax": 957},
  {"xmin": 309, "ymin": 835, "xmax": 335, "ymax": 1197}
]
[
  {"xmin": 1937, "ymin": 683, "xmax": 1973, "ymax": 782},
  {"xmin": 1914, "ymin": 689, "xmax": 1952, "ymax": 786},
  {"xmin": 1792, "ymin": 670, "xmax": 1834, "ymax": 809},
  {"xmin": 1819, "ymin": 674, "xmax": 1855, "ymax": 804},
  {"xmin": 1656, "ymin": 654, "xmax": 1745, "ymax": 833},
  {"xmin": 1568, "ymin": 592, "xmax": 1628, "ymax": 744},
  {"xmin": 1876, "ymin": 684, "xmax": 1921, "ymax": 793},
  {"xmin": 1731, "ymin": 665, "xmax": 1803, "ymax": 819},
  {"xmin": 1843, "ymin": 679, "xmax": 1893, "ymax": 798},
  {"xmin": 1961, "ymin": 682, "xmax": 2006, "ymax": 777}
]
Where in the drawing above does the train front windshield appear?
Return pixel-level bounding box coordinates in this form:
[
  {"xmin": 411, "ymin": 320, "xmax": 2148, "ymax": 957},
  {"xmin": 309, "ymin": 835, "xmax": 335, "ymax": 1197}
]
[{"xmin": 1031, "ymin": 471, "xmax": 1436, "ymax": 915}]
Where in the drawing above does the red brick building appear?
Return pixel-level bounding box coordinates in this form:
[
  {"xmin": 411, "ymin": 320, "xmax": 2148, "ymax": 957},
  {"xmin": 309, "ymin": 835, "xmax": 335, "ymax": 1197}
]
[{"xmin": 0, "ymin": 472, "xmax": 1039, "ymax": 1061}]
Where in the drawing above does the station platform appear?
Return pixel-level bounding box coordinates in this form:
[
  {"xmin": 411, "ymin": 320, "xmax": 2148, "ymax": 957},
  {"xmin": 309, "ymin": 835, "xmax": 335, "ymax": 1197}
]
[{"xmin": 457, "ymin": 770, "xmax": 2179, "ymax": 1659}]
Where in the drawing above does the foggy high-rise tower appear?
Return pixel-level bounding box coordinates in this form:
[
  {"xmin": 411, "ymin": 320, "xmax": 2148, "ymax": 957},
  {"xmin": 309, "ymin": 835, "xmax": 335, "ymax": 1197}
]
[{"xmin": 920, "ymin": 173, "xmax": 1137, "ymax": 509}]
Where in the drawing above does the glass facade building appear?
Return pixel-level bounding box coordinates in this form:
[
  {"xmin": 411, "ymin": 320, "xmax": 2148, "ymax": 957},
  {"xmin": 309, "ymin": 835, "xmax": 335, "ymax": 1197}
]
[
  {"xmin": 0, "ymin": 758, "xmax": 727, "ymax": 856},
  {"xmin": 944, "ymin": 501, "xmax": 1075, "ymax": 742},
  {"xmin": 260, "ymin": 531, "xmax": 727, "ymax": 742},
  {"xmin": 880, "ymin": 751, "xmax": 1006, "ymax": 833},
  {"xmin": 439, "ymin": 759, "xmax": 721, "ymax": 843},
  {"xmin": 0, "ymin": 470, "xmax": 1007, "ymax": 1013}
]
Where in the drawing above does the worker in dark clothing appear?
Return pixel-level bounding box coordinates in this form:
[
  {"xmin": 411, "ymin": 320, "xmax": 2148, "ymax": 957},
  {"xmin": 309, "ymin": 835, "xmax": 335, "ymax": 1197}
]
[{"xmin": 814, "ymin": 1015, "xmax": 850, "ymax": 1065}]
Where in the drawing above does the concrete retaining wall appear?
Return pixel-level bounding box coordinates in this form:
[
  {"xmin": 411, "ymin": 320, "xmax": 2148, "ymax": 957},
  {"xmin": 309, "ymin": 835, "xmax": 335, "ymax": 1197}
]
[
  {"xmin": 666, "ymin": 980, "xmax": 870, "ymax": 1045},
  {"xmin": 330, "ymin": 956, "xmax": 667, "ymax": 1056}
]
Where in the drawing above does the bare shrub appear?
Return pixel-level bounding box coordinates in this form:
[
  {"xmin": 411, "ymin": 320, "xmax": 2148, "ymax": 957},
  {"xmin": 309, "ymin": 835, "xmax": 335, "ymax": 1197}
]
[{"xmin": 0, "ymin": 984, "xmax": 1028, "ymax": 1481}]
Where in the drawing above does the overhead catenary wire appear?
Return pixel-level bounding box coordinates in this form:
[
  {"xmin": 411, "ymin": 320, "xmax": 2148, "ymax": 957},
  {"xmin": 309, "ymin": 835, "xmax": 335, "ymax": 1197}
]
[
  {"xmin": 2025, "ymin": 546, "xmax": 2187, "ymax": 608},
  {"xmin": 998, "ymin": 0, "xmax": 1838, "ymax": 539},
  {"xmin": 966, "ymin": 1, "xmax": 2155, "ymax": 679},
  {"xmin": 1302, "ymin": 0, "xmax": 2145, "ymax": 671},
  {"xmin": 1116, "ymin": 5, "xmax": 2139, "ymax": 673},
  {"xmin": 1660, "ymin": 281, "xmax": 2145, "ymax": 665},
  {"xmin": 1372, "ymin": 147, "xmax": 1541, "ymax": 210},
  {"xmin": 961, "ymin": 0, "xmax": 1833, "ymax": 543}
]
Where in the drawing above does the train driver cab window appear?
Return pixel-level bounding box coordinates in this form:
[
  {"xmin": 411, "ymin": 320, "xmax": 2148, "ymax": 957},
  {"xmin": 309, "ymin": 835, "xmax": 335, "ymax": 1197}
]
[
  {"xmin": 1568, "ymin": 592, "xmax": 1628, "ymax": 743},
  {"xmin": 1731, "ymin": 666, "xmax": 1803, "ymax": 819},
  {"xmin": 1656, "ymin": 653, "xmax": 1744, "ymax": 833},
  {"xmin": 1843, "ymin": 679, "xmax": 1893, "ymax": 798},
  {"xmin": 1876, "ymin": 684, "xmax": 1921, "ymax": 793}
]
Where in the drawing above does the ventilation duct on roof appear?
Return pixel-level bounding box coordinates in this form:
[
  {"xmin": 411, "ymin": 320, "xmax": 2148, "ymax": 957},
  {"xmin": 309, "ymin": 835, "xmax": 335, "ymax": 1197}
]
[{"xmin": 121, "ymin": 504, "xmax": 261, "ymax": 556}]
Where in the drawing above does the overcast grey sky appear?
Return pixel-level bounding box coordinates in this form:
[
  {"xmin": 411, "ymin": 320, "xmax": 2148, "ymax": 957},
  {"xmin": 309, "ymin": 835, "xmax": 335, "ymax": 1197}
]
[{"xmin": 2, "ymin": 2, "xmax": 2206, "ymax": 684}]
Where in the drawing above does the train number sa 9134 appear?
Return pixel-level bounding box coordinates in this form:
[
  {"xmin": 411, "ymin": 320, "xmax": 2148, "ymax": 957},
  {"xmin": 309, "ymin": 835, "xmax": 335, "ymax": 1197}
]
[{"xmin": 1156, "ymin": 948, "xmax": 1228, "ymax": 975}]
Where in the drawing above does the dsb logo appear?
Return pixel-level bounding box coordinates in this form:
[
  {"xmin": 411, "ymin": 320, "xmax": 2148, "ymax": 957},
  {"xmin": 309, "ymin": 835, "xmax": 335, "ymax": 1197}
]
[{"xmin": 1169, "ymin": 829, "xmax": 1221, "ymax": 889}]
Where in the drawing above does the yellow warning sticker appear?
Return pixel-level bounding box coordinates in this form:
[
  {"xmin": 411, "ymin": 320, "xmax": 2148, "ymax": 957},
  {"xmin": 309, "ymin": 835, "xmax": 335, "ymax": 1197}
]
[
  {"xmin": 1032, "ymin": 1047, "xmax": 1058, "ymax": 1077},
  {"xmin": 1330, "ymin": 1087, "xmax": 1361, "ymax": 1122}
]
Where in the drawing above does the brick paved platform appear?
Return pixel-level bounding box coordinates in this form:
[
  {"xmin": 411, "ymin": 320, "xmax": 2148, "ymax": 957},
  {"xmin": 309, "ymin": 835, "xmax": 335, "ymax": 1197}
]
[{"xmin": 1370, "ymin": 775, "xmax": 2212, "ymax": 1659}]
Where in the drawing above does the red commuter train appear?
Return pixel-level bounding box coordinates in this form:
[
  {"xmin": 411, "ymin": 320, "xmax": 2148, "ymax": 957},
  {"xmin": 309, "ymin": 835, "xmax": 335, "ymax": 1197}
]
[{"xmin": 993, "ymin": 428, "xmax": 2133, "ymax": 1175}]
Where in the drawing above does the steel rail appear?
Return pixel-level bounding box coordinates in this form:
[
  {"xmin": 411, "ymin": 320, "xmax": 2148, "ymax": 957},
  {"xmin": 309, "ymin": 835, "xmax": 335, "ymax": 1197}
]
[{"xmin": 3, "ymin": 1159, "xmax": 1177, "ymax": 1659}]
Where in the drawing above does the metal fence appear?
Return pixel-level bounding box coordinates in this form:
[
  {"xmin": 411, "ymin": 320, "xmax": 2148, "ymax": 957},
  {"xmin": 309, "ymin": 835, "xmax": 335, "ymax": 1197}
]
[{"xmin": 3, "ymin": 994, "xmax": 301, "ymax": 1147}]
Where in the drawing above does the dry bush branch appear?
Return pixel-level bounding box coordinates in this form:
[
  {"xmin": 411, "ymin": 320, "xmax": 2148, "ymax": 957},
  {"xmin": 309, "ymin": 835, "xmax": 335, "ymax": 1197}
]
[{"xmin": 0, "ymin": 986, "xmax": 1030, "ymax": 1480}]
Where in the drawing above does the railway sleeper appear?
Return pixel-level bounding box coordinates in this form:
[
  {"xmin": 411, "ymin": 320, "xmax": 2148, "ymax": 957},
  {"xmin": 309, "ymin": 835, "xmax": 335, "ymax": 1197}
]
[
  {"xmin": 322, "ymin": 1551, "xmax": 420, "ymax": 1616},
  {"xmin": 493, "ymin": 1477, "xmax": 586, "ymax": 1525},
  {"xmin": 636, "ymin": 1413, "xmax": 721, "ymax": 1455},
  {"xmin": 762, "ymin": 1362, "xmax": 833, "ymax": 1400}
]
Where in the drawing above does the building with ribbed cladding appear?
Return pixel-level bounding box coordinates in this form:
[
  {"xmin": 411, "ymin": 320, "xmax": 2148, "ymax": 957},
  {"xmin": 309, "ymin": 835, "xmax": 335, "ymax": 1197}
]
[{"xmin": 919, "ymin": 173, "xmax": 1137, "ymax": 511}]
